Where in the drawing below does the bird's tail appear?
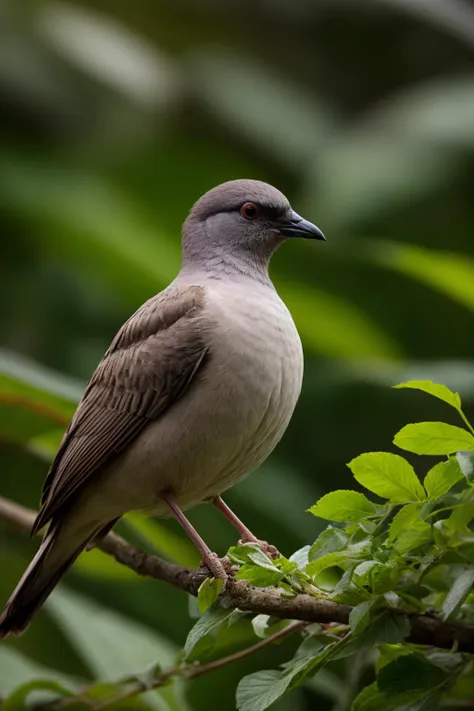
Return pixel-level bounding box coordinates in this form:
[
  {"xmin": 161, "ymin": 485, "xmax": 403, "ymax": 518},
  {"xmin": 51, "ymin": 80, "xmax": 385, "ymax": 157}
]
[{"xmin": 0, "ymin": 521, "xmax": 93, "ymax": 638}]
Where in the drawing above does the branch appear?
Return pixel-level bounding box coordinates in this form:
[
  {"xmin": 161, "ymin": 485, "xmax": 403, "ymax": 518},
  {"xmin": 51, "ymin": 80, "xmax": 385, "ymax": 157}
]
[
  {"xmin": 49, "ymin": 621, "xmax": 306, "ymax": 710},
  {"xmin": 2, "ymin": 495, "xmax": 474, "ymax": 655}
]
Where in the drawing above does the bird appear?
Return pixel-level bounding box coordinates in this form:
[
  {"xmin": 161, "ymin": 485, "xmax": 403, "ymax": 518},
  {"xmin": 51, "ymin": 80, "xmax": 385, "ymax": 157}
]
[{"xmin": 0, "ymin": 178, "xmax": 325, "ymax": 637}]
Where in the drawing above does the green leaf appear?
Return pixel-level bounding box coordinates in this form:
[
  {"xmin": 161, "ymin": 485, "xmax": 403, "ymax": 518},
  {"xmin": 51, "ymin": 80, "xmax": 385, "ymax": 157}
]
[
  {"xmin": 394, "ymin": 521, "xmax": 432, "ymax": 554},
  {"xmin": 309, "ymin": 526, "xmax": 348, "ymax": 562},
  {"xmin": 424, "ymin": 459, "xmax": 464, "ymax": 499},
  {"xmin": 441, "ymin": 568, "xmax": 474, "ymax": 620},
  {"xmin": 348, "ymin": 452, "xmax": 426, "ymax": 502},
  {"xmin": 289, "ymin": 545, "xmax": 310, "ymax": 568},
  {"xmin": 393, "ymin": 380, "xmax": 462, "ymax": 411},
  {"xmin": 306, "ymin": 539, "xmax": 371, "ymax": 579},
  {"xmin": 352, "ymin": 561, "xmax": 382, "ymax": 588},
  {"xmin": 351, "ymin": 683, "xmax": 382, "ymax": 711},
  {"xmin": 449, "ymin": 499, "xmax": 474, "ymax": 528},
  {"xmin": 251, "ymin": 615, "xmax": 291, "ymax": 640},
  {"xmin": 394, "ymin": 422, "xmax": 474, "ymax": 455},
  {"xmin": 351, "ymin": 682, "xmax": 427, "ymax": 711},
  {"xmin": 236, "ymin": 669, "xmax": 286, "ymax": 711},
  {"xmin": 184, "ymin": 607, "xmax": 236, "ymax": 658},
  {"xmin": 388, "ymin": 503, "xmax": 423, "ymax": 543},
  {"xmin": 308, "ymin": 490, "xmax": 376, "ymax": 523},
  {"xmin": 0, "ymin": 647, "xmax": 78, "ymax": 702},
  {"xmin": 227, "ymin": 543, "xmax": 279, "ymax": 571},
  {"xmin": 456, "ymin": 450, "xmax": 474, "ymax": 482},
  {"xmin": 236, "ymin": 643, "xmax": 338, "ymax": 711},
  {"xmin": 235, "ymin": 565, "xmax": 283, "ymax": 587},
  {"xmin": 4, "ymin": 680, "xmax": 74, "ymax": 710},
  {"xmin": 196, "ymin": 577, "xmax": 224, "ymax": 613},
  {"xmin": 349, "ymin": 598, "xmax": 381, "ymax": 635},
  {"xmin": 378, "ymin": 654, "xmax": 449, "ymax": 695},
  {"xmin": 335, "ymin": 612, "xmax": 410, "ymax": 659}
]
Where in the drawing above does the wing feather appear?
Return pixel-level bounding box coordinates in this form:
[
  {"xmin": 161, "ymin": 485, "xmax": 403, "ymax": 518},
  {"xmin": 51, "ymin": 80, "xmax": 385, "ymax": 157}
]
[{"xmin": 32, "ymin": 284, "xmax": 208, "ymax": 534}]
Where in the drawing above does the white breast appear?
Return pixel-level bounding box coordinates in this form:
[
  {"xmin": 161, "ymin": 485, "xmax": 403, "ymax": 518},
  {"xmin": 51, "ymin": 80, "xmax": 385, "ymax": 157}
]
[{"xmin": 197, "ymin": 278, "xmax": 304, "ymax": 486}]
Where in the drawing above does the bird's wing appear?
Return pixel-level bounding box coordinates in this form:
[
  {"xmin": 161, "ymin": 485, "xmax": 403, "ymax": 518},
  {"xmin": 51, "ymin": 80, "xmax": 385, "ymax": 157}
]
[{"xmin": 32, "ymin": 284, "xmax": 208, "ymax": 534}]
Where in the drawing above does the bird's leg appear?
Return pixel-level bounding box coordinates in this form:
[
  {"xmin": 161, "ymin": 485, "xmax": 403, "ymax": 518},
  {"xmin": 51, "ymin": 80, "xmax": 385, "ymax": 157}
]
[
  {"xmin": 163, "ymin": 496, "xmax": 228, "ymax": 580},
  {"xmin": 212, "ymin": 495, "xmax": 280, "ymax": 558}
]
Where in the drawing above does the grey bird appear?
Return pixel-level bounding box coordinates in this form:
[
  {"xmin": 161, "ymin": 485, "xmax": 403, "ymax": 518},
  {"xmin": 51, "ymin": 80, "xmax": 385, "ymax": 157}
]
[{"xmin": 0, "ymin": 179, "xmax": 325, "ymax": 637}]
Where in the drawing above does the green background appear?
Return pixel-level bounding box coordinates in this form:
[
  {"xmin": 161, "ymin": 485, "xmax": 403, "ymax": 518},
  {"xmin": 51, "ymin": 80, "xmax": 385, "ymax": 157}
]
[{"xmin": 1, "ymin": 0, "xmax": 474, "ymax": 708}]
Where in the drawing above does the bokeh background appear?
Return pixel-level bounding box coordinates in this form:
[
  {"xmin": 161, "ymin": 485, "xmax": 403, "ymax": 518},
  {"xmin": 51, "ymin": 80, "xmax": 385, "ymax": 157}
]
[{"xmin": 1, "ymin": 0, "xmax": 474, "ymax": 709}]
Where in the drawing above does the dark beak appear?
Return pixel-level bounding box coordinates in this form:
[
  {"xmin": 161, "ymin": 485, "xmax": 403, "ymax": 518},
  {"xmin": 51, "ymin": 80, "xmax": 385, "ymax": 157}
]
[{"xmin": 279, "ymin": 210, "xmax": 326, "ymax": 241}]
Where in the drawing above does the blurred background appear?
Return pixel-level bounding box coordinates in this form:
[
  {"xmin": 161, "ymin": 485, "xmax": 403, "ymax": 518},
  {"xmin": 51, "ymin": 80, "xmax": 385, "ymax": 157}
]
[{"xmin": 1, "ymin": 0, "xmax": 474, "ymax": 709}]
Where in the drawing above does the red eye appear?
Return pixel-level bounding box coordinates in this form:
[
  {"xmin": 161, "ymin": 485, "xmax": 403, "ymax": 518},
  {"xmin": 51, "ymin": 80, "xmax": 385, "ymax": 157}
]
[{"xmin": 241, "ymin": 202, "xmax": 259, "ymax": 219}]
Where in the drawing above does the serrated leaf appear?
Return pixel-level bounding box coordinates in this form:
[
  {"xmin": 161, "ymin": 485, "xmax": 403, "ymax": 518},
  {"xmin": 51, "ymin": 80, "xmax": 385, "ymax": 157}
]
[
  {"xmin": 424, "ymin": 459, "xmax": 464, "ymax": 499},
  {"xmin": 393, "ymin": 381, "xmax": 462, "ymax": 411},
  {"xmin": 184, "ymin": 608, "xmax": 235, "ymax": 658},
  {"xmin": 236, "ymin": 669, "xmax": 285, "ymax": 711},
  {"xmin": 348, "ymin": 452, "xmax": 426, "ymax": 503},
  {"xmin": 378, "ymin": 654, "xmax": 449, "ymax": 695},
  {"xmin": 308, "ymin": 490, "xmax": 376, "ymax": 523},
  {"xmin": 309, "ymin": 526, "xmax": 348, "ymax": 562},
  {"xmin": 441, "ymin": 568, "xmax": 474, "ymax": 620},
  {"xmin": 236, "ymin": 642, "xmax": 339, "ymax": 711},
  {"xmin": 388, "ymin": 503, "xmax": 423, "ymax": 543},
  {"xmin": 456, "ymin": 450, "xmax": 474, "ymax": 482},
  {"xmin": 197, "ymin": 577, "xmax": 224, "ymax": 613},
  {"xmin": 394, "ymin": 422, "xmax": 474, "ymax": 455}
]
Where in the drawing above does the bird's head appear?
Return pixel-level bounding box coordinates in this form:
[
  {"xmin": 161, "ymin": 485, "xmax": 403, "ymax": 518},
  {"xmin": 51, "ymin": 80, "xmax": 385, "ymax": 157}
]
[{"xmin": 182, "ymin": 179, "xmax": 325, "ymax": 274}]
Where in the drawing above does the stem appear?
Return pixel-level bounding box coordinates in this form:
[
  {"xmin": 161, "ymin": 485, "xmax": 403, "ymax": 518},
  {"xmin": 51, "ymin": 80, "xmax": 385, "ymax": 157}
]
[
  {"xmin": 459, "ymin": 409, "xmax": 474, "ymax": 437},
  {"xmin": 50, "ymin": 621, "xmax": 306, "ymax": 710}
]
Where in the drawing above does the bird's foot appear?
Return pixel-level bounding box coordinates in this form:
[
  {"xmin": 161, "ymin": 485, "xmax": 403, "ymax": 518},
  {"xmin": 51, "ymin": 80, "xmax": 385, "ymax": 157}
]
[
  {"xmin": 239, "ymin": 538, "xmax": 280, "ymax": 559},
  {"xmin": 200, "ymin": 552, "xmax": 229, "ymax": 580}
]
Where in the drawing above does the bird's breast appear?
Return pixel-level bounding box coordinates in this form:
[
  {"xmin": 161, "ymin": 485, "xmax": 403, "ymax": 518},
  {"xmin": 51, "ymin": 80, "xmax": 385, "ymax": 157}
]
[
  {"xmin": 201, "ymin": 281, "xmax": 304, "ymax": 439},
  {"xmin": 97, "ymin": 279, "xmax": 305, "ymax": 515}
]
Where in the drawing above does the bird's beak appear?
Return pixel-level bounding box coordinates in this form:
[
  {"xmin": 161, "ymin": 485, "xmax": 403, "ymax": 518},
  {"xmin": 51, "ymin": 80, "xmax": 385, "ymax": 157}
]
[{"xmin": 278, "ymin": 210, "xmax": 326, "ymax": 241}]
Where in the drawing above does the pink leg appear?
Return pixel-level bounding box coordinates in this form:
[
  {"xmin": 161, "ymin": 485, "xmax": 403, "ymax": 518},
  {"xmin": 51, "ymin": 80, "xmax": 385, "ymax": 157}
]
[
  {"xmin": 213, "ymin": 496, "xmax": 280, "ymax": 558},
  {"xmin": 163, "ymin": 496, "xmax": 227, "ymax": 579}
]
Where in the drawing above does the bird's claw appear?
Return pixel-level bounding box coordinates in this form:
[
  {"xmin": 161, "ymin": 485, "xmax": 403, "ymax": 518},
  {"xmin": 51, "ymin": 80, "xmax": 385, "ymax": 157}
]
[{"xmin": 200, "ymin": 552, "xmax": 230, "ymax": 580}]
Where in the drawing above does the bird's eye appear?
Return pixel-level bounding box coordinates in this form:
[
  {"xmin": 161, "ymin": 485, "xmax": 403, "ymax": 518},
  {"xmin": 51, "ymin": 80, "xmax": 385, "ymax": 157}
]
[{"xmin": 241, "ymin": 202, "xmax": 259, "ymax": 219}]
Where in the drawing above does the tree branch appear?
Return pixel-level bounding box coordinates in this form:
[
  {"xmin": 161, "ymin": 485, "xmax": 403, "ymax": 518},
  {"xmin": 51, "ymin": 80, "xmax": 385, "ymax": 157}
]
[
  {"xmin": 49, "ymin": 621, "xmax": 307, "ymax": 710},
  {"xmin": 1, "ymin": 495, "xmax": 474, "ymax": 654}
]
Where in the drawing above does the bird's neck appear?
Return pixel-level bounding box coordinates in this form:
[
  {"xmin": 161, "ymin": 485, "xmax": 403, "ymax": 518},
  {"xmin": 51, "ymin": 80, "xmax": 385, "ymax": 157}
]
[{"xmin": 180, "ymin": 224, "xmax": 276, "ymax": 285}]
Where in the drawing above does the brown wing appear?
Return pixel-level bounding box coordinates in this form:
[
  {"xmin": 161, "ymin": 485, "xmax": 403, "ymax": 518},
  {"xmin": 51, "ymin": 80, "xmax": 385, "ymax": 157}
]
[{"xmin": 32, "ymin": 284, "xmax": 208, "ymax": 534}]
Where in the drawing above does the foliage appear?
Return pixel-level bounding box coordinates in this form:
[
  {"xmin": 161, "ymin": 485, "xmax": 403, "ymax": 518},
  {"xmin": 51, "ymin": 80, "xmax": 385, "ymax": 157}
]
[{"xmin": 2, "ymin": 359, "xmax": 474, "ymax": 711}]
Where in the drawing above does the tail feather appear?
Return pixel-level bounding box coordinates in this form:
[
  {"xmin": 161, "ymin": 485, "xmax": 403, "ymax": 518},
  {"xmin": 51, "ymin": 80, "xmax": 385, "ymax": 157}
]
[{"xmin": 0, "ymin": 524, "xmax": 90, "ymax": 638}]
